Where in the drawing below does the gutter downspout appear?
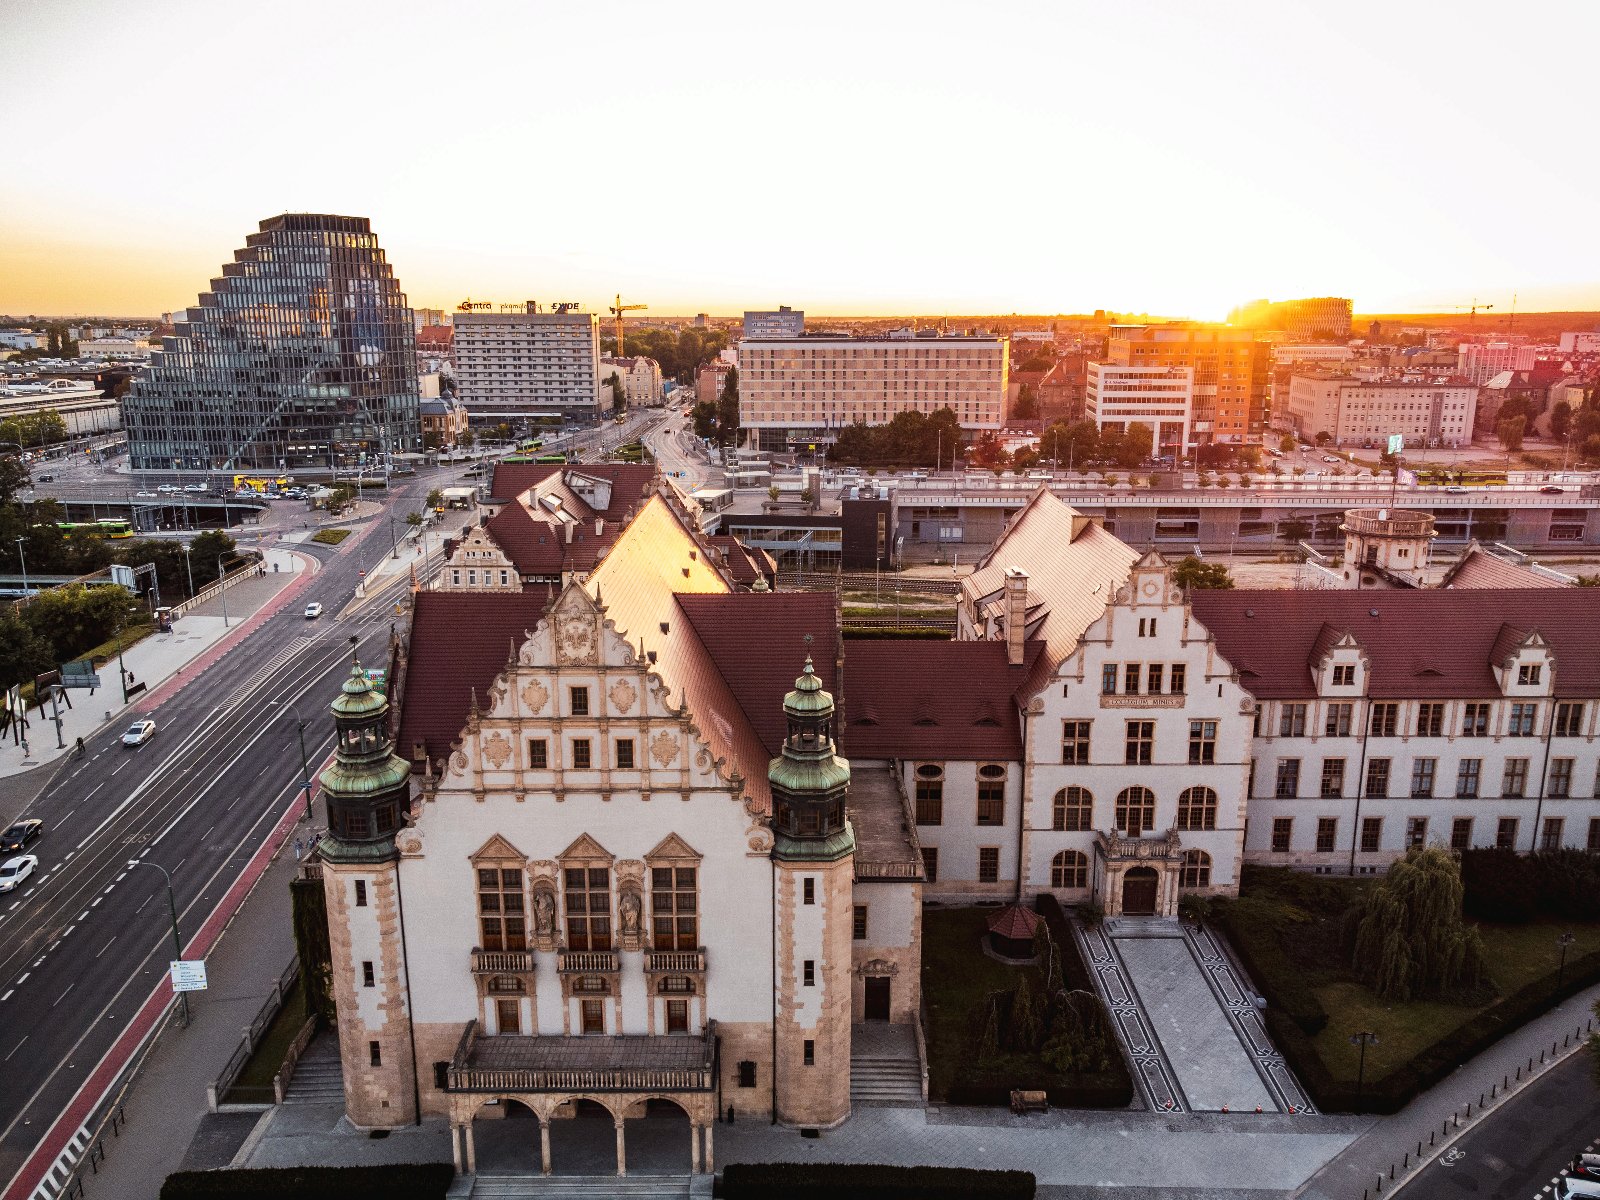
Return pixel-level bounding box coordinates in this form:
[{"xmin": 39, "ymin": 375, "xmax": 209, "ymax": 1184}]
[
  {"xmin": 1014, "ymin": 706, "xmax": 1030, "ymax": 903},
  {"xmin": 1529, "ymin": 701, "xmax": 1557, "ymax": 853},
  {"xmin": 1347, "ymin": 699, "xmax": 1372, "ymax": 877},
  {"xmin": 770, "ymin": 855, "xmax": 779, "ymax": 1125}
]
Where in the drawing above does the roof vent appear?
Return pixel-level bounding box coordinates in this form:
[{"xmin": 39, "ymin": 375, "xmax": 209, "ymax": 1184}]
[
  {"xmin": 647, "ymin": 650, "xmax": 657, "ymax": 664},
  {"xmin": 1245, "ymin": 609, "xmax": 1254, "ymax": 618},
  {"xmin": 660, "ymin": 622, "xmax": 670, "ymax": 634},
  {"xmin": 1369, "ymin": 608, "xmax": 1379, "ymax": 617}
]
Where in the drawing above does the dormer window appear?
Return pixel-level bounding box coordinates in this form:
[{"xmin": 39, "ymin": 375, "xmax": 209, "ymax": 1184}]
[
  {"xmin": 1332, "ymin": 664, "xmax": 1356, "ymax": 686},
  {"xmin": 1517, "ymin": 664, "xmax": 1542, "ymax": 686}
]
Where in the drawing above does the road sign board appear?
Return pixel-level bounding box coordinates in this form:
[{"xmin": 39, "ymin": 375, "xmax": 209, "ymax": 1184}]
[
  {"xmin": 170, "ymin": 959, "xmax": 208, "ymax": 992},
  {"xmin": 1386, "ymin": 434, "xmax": 1404, "ymax": 455}
]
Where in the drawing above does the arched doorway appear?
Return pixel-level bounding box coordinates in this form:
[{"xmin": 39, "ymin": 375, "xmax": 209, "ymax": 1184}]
[
  {"xmin": 546, "ymin": 1097, "xmax": 619, "ymax": 1176},
  {"xmin": 469, "ymin": 1097, "xmax": 541, "ymax": 1177},
  {"xmin": 621, "ymin": 1097, "xmax": 694, "ymax": 1175},
  {"xmin": 1122, "ymin": 866, "xmax": 1159, "ymax": 915}
]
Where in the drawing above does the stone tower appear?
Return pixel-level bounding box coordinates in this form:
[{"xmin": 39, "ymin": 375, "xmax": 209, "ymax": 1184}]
[
  {"xmin": 768, "ymin": 656, "xmax": 855, "ymax": 1128},
  {"xmin": 317, "ymin": 653, "xmax": 418, "ymax": 1127},
  {"xmin": 1338, "ymin": 507, "xmax": 1436, "ymax": 588}
]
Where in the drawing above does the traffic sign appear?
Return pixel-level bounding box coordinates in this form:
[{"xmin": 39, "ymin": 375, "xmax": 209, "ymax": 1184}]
[
  {"xmin": 1386, "ymin": 434, "xmax": 1404, "ymax": 455},
  {"xmin": 170, "ymin": 960, "xmax": 208, "ymax": 992}
]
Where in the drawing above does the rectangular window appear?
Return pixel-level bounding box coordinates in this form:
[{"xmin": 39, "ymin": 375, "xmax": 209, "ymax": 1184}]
[
  {"xmin": 1410, "ymin": 759, "xmax": 1436, "ymax": 799},
  {"xmin": 1364, "ymin": 759, "xmax": 1390, "ymax": 799},
  {"xmin": 1361, "ymin": 817, "xmax": 1383, "ymax": 853},
  {"xmin": 1147, "ymin": 664, "xmax": 1164, "ymax": 694},
  {"xmin": 1101, "ymin": 663, "xmax": 1117, "ymax": 695},
  {"xmin": 1279, "ymin": 703, "xmax": 1307, "ymax": 738},
  {"xmin": 803, "ymin": 1040, "xmax": 815, "ymax": 1067},
  {"xmin": 920, "ymin": 847, "xmax": 938, "ymax": 883},
  {"xmin": 569, "ymin": 686, "xmax": 589, "ymax": 716},
  {"xmin": 1275, "ymin": 759, "xmax": 1301, "ymax": 798},
  {"xmin": 1369, "ymin": 703, "xmax": 1399, "ymax": 737},
  {"xmin": 1405, "ymin": 817, "xmax": 1428, "ymax": 848},
  {"xmin": 1124, "ymin": 663, "xmax": 1141, "ymax": 694},
  {"xmin": 666, "ymin": 998, "xmax": 689, "ymax": 1033},
  {"xmin": 738, "ymin": 1061, "xmax": 757, "ymax": 1088},
  {"xmin": 572, "ymin": 739, "xmax": 592, "ymax": 769},
  {"xmin": 354, "ymin": 879, "xmax": 367, "ymax": 908},
  {"xmin": 1320, "ymin": 758, "xmax": 1345, "ymax": 798},
  {"xmin": 1496, "ymin": 817, "xmax": 1518, "ymax": 850},
  {"xmin": 978, "ymin": 847, "xmax": 1001, "ymax": 883},
  {"xmin": 1416, "ymin": 703, "xmax": 1445, "ymax": 737},
  {"xmin": 581, "ymin": 998, "xmax": 605, "ymax": 1034},
  {"xmin": 1188, "ymin": 720, "xmax": 1218, "ymax": 765},
  {"xmin": 803, "ymin": 877, "xmax": 815, "ymax": 905},
  {"xmin": 1456, "ymin": 759, "xmax": 1481, "ymax": 798},
  {"xmin": 1517, "ymin": 663, "xmax": 1542, "ymax": 686},
  {"xmin": 650, "ymin": 865, "xmax": 698, "ymax": 951},
  {"xmin": 528, "ymin": 738, "xmax": 548, "ymax": 769},
  {"xmin": 1451, "ymin": 817, "xmax": 1473, "ymax": 851},
  {"xmin": 803, "ymin": 960, "xmax": 815, "ymax": 987},
  {"xmin": 1271, "ymin": 817, "xmax": 1292, "ymax": 852},
  {"xmin": 1541, "ymin": 817, "xmax": 1564, "ymax": 852},
  {"xmin": 1125, "ymin": 720, "xmax": 1155, "ymax": 765},
  {"xmin": 1502, "ymin": 758, "xmax": 1529, "ymax": 799},
  {"xmin": 976, "ymin": 779, "xmax": 1006, "ymax": 827},
  {"xmin": 1325, "ymin": 703, "xmax": 1353, "ymax": 737},
  {"xmin": 1589, "ymin": 818, "xmax": 1600, "ymax": 854},
  {"xmin": 1332, "ymin": 664, "xmax": 1356, "ymax": 686},
  {"xmin": 853, "ymin": 904, "xmax": 868, "ymax": 941},
  {"xmin": 496, "ymin": 996, "xmax": 521, "ymax": 1034},
  {"xmin": 1554, "ymin": 702, "xmax": 1585, "ymax": 737},
  {"xmin": 563, "ymin": 865, "xmax": 611, "ymax": 951},
  {"xmin": 914, "ymin": 777, "xmax": 943, "ymax": 825},
  {"xmin": 478, "ymin": 867, "xmax": 527, "ymax": 952},
  {"xmin": 1549, "ymin": 758, "xmax": 1574, "ymax": 799},
  {"xmin": 1061, "ymin": 721, "xmax": 1091, "ymax": 765},
  {"xmin": 1316, "ymin": 817, "xmax": 1338, "ymax": 853},
  {"xmin": 1462, "ymin": 703, "xmax": 1490, "ymax": 737},
  {"xmin": 362, "ymin": 961, "xmax": 375, "ymax": 988},
  {"xmin": 369, "ymin": 1040, "xmax": 382, "ymax": 1067},
  {"xmin": 615, "ymin": 738, "xmax": 635, "ymax": 769},
  {"xmin": 1508, "ymin": 703, "xmax": 1538, "ymax": 737},
  {"xmin": 1169, "ymin": 664, "xmax": 1186, "ymax": 694}
]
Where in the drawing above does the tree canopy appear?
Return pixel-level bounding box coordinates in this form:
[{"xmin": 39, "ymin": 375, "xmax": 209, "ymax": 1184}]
[{"xmin": 1172, "ymin": 556, "xmax": 1235, "ymax": 591}]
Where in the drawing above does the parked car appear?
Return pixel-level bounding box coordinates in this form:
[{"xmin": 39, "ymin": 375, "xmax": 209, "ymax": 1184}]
[
  {"xmin": 36, "ymin": 474, "xmax": 54, "ymax": 483},
  {"xmin": 121, "ymin": 719, "xmax": 156, "ymax": 747},
  {"xmin": 304, "ymin": 602, "xmax": 324, "ymax": 619},
  {"xmin": 1540, "ymin": 485, "xmax": 1564, "ymax": 494},
  {"xmin": 0, "ymin": 856, "xmax": 37, "ymax": 894},
  {"xmin": 0, "ymin": 818, "xmax": 42, "ymax": 853},
  {"xmin": 1321, "ymin": 455, "xmax": 1341, "ymax": 464}
]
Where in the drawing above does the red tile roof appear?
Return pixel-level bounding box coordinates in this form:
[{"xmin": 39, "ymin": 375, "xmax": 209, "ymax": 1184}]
[
  {"xmin": 1190, "ymin": 589, "xmax": 1600, "ymax": 700},
  {"xmin": 482, "ymin": 464, "xmax": 658, "ymax": 577},
  {"xmin": 840, "ymin": 639, "xmax": 1043, "ymax": 760},
  {"xmin": 706, "ymin": 536, "xmax": 776, "ymax": 588},
  {"xmin": 987, "ymin": 903, "xmax": 1041, "ymax": 941},
  {"xmin": 1441, "ymin": 544, "xmax": 1572, "ymax": 590}
]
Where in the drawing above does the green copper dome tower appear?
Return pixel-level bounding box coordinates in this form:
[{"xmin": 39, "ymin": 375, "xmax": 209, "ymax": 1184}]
[
  {"xmin": 318, "ymin": 651, "xmax": 413, "ymax": 864},
  {"xmin": 768, "ymin": 656, "xmax": 854, "ymax": 862}
]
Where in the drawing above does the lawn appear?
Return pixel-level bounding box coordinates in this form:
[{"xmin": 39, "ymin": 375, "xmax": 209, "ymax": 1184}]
[
  {"xmin": 310, "ymin": 528, "xmax": 351, "ymax": 545},
  {"xmin": 224, "ymin": 975, "xmax": 311, "ymax": 1103}
]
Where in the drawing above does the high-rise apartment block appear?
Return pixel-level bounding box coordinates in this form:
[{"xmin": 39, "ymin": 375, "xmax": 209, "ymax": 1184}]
[
  {"xmin": 1229, "ymin": 296, "xmax": 1353, "ymax": 341},
  {"xmin": 1457, "ymin": 341, "xmax": 1536, "ymax": 385},
  {"xmin": 1085, "ymin": 363, "xmax": 1193, "ymax": 457},
  {"xmin": 413, "ymin": 308, "xmax": 448, "ymax": 331},
  {"xmin": 1285, "ymin": 372, "xmax": 1477, "ymax": 448},
  {"xmin": 452, "ymin": 306, "xmax": 604, "ymax": 419},
  {"xmin": 742, "ymin": 306, "xmax": 805, "ymax": 338},
  {"xmin": 122, "ymin": 213, "xmax": 420, "ymax": 472},
  {"xmin": 737, "ymin": 334, "xmax": 1009, "ymax": 453},
  {"xmin": 1103, "ymin": 326, "xmax": 1266, "ymax": 445}
]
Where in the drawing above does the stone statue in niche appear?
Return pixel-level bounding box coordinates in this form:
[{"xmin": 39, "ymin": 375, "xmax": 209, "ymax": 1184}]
[
  {"xmin": 619, "ymin": 889, "xmax": 642, "ymax": 949},
  {"xmin": 533, "ymin": 888, "xmax": 557, "ymax": 945}
]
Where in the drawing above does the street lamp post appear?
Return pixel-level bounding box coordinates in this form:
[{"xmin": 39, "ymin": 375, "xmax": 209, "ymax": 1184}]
[
  {"xmin": 14, "ymin": 535, "xmax": 28, "ymax": 600},
  {"xmin": 128, "ymin": 859, "xmax": 190, "ymax": 1027},
  {"xmin": 278, "ymin": 701, "xmax": 315, "ymax": 821},
  {"xmin": 1349, "ymin": 1031, "xmax": 1379, "ymax": 1111},
  {"xmin": 182, "ymin": 542, "xmax": 194, "ymax": 601},
  {"xmin": 217, "ymin": 555, "xmax": 229, "ymax": 627},
  {"xmin": 389, "ymin": 512, "xmax": 399, "ymax": 559},
  {"xmin": 1558, "ymin": 931, "xmax": 1577, "ymax": 991}
]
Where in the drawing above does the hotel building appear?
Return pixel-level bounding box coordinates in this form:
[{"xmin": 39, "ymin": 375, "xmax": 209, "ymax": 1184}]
[{"xmin": 453, "ymin": 307, "xmax": 604, "ymax": 420}]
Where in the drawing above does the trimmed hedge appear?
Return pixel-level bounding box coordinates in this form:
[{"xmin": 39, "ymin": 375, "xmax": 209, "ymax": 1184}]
[
  {"xmin": 160, "ymin": 1165, "xmax": 453, "ymax": 1199},
  {"xmin": 1462, "ymin": 848, "xmax": 1600, "ymax": 923},
  {"xmin": 721, "ymin": 1163, "xmax": 1034, "ymax": 1199},
  {"xmin": 1211, "ymin": 898, "xmax": 1330, "ymax": 1036}
]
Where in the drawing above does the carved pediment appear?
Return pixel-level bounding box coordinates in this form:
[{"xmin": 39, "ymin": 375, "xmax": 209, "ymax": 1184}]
[
  {"xmin": 856, "ymin": 957, "xmax": 899, "ymax": 977},
  {"xmin": 645, "ymin": 832, "xmax": 702, "ymax": 862},
  {"xmin": 558, "ymin": 832, "xmax": 614, "ymax": 862},
  {"xmin": 470, "ymin": 833, "xmax": 526, "ymax": 862}
]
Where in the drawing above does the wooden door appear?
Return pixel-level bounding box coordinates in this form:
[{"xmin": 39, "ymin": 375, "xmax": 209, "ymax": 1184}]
[
  {"xmin": 864, "ymin": 977, "xmax": 891, "ymax": 1021},
  {"xmin": 1122, "ymin": 867, "xmax": 1159, "ymax": 915},
  {"xmin": 495, "ymin": 996, "xmax": 521, "ymax": 1034},
  {"xmin": 581, "ymin": 998, "xmax": 605, "ymax": 1034}
]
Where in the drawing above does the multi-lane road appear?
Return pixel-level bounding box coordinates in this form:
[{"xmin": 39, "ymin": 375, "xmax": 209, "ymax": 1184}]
[{"xmin": 0, "ymin": 474, "xmax": 433, "ymax": 1195}]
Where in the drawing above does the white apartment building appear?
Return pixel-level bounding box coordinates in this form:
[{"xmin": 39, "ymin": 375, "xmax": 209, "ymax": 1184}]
[
  {"xmin": 1285, "ymin": 372, "xmax": 1476, "ymax": 448},
  {"xmin": 453, "ymin": 308, "xmax": 603, "ymax": 419},
  {"xmin": 742, "ymin": 307, "xmax": 805, "ymax": 338},
  {"xmin": 737, "ymin": 335, "xmax": 1009, "ymax": 453},
  {"xmin": 77, "ymin": 336, "xmax": 150, "ymax": 361},
  {"xmin": 1085, "ymin": 362, "xmax": 1194, "ymax": 457},
  {"xmin": 1457, "ymin": 341, "xmax": 1536, "ymax": 386},
  {"xmin": 599, "ymin": 356, "xmax": 664, "ymax": 407},
  {"xmin": 1558, "ymin": 332, "xmax": 1600, "ymax": 354}
]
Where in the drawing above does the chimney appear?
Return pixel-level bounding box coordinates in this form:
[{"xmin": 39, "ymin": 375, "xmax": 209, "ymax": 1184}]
[
  {"xmin": 1003, "ymin": 566, "xmax": 1029, "ymax": 667},
  {"xmin": 595, "ymin": 518, "xmax": 604, "ymax": 537}
]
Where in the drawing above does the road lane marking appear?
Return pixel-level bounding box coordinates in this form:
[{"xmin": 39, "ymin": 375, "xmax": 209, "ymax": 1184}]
[
  {"xmin": 111, "ymin": 759, "xmax": 129, "ymax": 776},
  {"xmin": 60, "ymin": 926, "xmax": 74, "ymax": 938},
  {"xmin": 94, "ymin": 937, "xmax": 115, "ymax": 959},
  {"xmin": 90, "ymin": 898, "xmax": 101, "ymax": 907},
  {"xmin": 17, "ymin": 973, "xmax": 28, "ymax": 983},
  {"xmin": 82, "ymin": 783, "xmax": 105, "ymax": 802},
  {"xmin": 0, "ymin": 990, "xmax": 10, "ymax": 1002},
  {"xmin": 3, "ymin": 1036, "xmax": 25, "ymax": 1061},
  {"xmin": 134, "ymin": 895, "xmax": 152, "ymax": 914},
  {"xmin": 52, "ymin": 983, "xmax": 74, "ymax": 1008}
]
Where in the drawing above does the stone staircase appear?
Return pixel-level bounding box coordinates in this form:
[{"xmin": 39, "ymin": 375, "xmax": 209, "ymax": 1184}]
[
  {"xmin": 281, "ymin": 1033, "xmax": 344, "ymax": 1104},
  {"xmin": 850, "ymin": 1022, "xmax": 924, "ymax": 1106},
  {"xmin": 471, "ymin": 1175, "xmax": 693, "ymax": 1199},
  {"xmin": 1102, "ymin": 915, "xmax": 1185, "ymax": 939}
]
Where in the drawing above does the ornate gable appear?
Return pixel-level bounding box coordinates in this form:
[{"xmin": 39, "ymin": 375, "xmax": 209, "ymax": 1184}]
[
  {"xmin": 470, "ymin": 833, "xmax": 526, "ymax": 862},
  {"xmin": 645, "ymin": 832, "xmax": 702, "ymax": 861},
  {"xmin": 551, "ymin": 581, "xmax": 602, "ymax": 666},
  {"xmin": 558, "ymin": 832, "xmax": 614, "ymax": 862}
]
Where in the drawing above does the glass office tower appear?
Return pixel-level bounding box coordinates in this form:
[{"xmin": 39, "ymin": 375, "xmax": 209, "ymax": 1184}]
[{"xmin": 123, "ymin": 214, "xmax": 421, "ymax": 474}]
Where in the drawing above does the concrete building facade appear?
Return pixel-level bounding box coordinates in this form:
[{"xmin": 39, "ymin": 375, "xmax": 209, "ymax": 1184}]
[
  {"xmin": 742, "ymin": 307, "xmax": 805, "ymax": 338},
  {"xmin": 1285, "ymin": 372, "xmax": 1477, "ymax": 448},
  {"xmin": 1457, "ymin": 341, "xmax": 1536, "ymax": 386},
  {"xmin": 1085, "ymin": 362, "xmax": 1194, "ymax": 457},
  {"xmin": 453, "ymin": 308, "xmax": 603, "ymax": 420},
  {"xmin": 1104, "ymin": 326, "xmax": 1267, "ymax": 445}
]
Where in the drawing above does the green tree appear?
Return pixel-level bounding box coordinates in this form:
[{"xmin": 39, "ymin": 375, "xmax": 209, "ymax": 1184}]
[
  {"xmin": 1551, "ymin": 400, "xmax": 1573, "ymax": 441},
  {"xmin": 1280, "ymin": 518, "xmax": 1311, "ymax": 545},
  {"xmin": 1314, "ymin": 431, "xmax": 1333, "ymax": 446},
  {"xmin": 406, "ymin": 511, "xmax": 424, "ymax": 528},
  {"xmin": 1012, "ymin": 382, "xmax": 1039, "ymax": 420},
  {"xmin": 425, "ymin": 488, "xmax": 444, "ymax": 510},
  {"xmin": 1348, "ymin": 844, "xmax": 1486, "ymax": 1003},
  {"xmin": 0, "ymin": 607, "xmax": 54, "ymax": 690},
  {"xmin": 0, "ymin": 454, "xmax": 31, "ymax": 505},
  {"xmin": 1008, "ymin": 969, "xmax": 1045, "ymax": 1052},
  {"xmin": 187, "ymin": 530, "xmax": 238, "ymax": 586},
  {"xmin": 715, "ymin": 367, "xmax": 741, "ymax": 446},
  {"xmin": 1279, "ymin": 433, "xmax": 1297, "ymax": 454},
  {"xmin": 23, "ymin": 584, "xmax": 136, "ymax": 663},
  {"xmin": 1172, "ymin": 556, "xmax": 1234, "ymax": 590},
  {"xmin": 1117, "ymin": 422, "xmax": 1153, "ymax": 468},
  {"xmin": 1497, "ymin": 414, "xmax": 1526, "ymax": 452},
  {"xmin": 606, "ymin": 372, "xmax": 625, "ymax": 414},
  {"xmin": 691, "ymin": 401, "xmax": 718, "ymax": 443}
]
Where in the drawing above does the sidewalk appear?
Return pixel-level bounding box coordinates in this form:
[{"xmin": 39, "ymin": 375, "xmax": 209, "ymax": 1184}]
[
  {"xmin": 0, "ymin": 547, "xmax": 310, "ymax": 782},
  {"xmin": 1296, "ymin": 981, "xmax": 1600, "ymax": 1200}
]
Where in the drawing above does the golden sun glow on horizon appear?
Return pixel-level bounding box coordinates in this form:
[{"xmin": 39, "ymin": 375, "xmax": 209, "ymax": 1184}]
[{"xmin": 3, "ymin": 1, "xmax": 1599, "ymax": 320}]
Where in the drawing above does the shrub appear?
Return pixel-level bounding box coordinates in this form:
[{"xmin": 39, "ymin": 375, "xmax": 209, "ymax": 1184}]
[
  {"xmin": 311, "ymin": 528, "xmax": 352, "ymax": 545},
  {"xmin": 1462, "ymin": 849, "xmax": 1600, "ymax": 923},
  {"xmin": 160, "ymin": 1164, "xmax": 454, "ymax": 1199},
  {"xmin": 1211, "ymin": 895, "xmax": 1330, "ymax": 1035},
  {"xmin": 722, "ymin": 1163, "xmax": 1034, "ymax": 1199}
]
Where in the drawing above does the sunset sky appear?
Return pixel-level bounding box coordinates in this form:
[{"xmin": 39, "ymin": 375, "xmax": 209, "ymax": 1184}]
[{"xmin": 3, "ymin": 0, "xmax": 1598, "ymax": 320}]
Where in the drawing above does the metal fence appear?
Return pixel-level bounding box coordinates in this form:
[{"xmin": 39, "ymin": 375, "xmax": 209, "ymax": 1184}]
[{"xmin": 207, "ymin": 957, "xmax": 301, "ymax": 1111}]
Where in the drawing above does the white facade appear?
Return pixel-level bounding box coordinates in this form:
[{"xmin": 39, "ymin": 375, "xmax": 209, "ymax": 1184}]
[
  {"xmin": 78, "ymin": 336, "xmax": 150, "ymax": 361},
  {"xmin": 1285, "ymin": 373, "xmax": 1476, "ymax": 448},
  {"xmin": 743, "ymin": 307, "xmax": 805, "ymax": 338},
  {"xmin": 1085, "ymin": 362, "xmax": 1194, "ymax": 456},
  {"xmin": 453, "ymin": 310, "xmax": 603, "ymax": 417},
  {"xmin": 600, "ymin": 356, "xmax": 664, "ymax": 407},
  {"xmin": 1457, "ymin": 341, "xmax": 1536, "ymax": 385},
  {"xmin": 1558, "ymin": 332, "xmax": 1600, "ymax": 354}
]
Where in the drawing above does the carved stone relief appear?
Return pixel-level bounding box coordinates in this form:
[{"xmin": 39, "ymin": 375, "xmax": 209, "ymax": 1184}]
[
  {"xmin": 608, "ymin": 678, "xmax": 638, "ymax": 714},
  {"xmin": 482, "ymin": 732, "xmax": 512, "ymax": 769},
  {"xmin": 449, "ymin": 750, "xmax": 469, "ymax": 776},
  {"xmin": 856, "ymin": 957, "xmax": 899, "ymax": 977},
  {"xmin": 520, "ymin": 678, "xmax": 550, "ymax": 713},
  {"xmin": 650, "ymin": 731, "xmax": 680, "ymax": 767},
  {"xmin": 556, "ymin": 614, "xmax": 597, "ymax": 665}
]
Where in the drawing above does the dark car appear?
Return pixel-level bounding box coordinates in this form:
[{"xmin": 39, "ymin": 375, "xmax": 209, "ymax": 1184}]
[
  {"xmin": 0, "ymin": 818, "xmax": 43, "ymax": 854},
  {"xmin": 1540, "ymin": 485, "xmax": 1564, "ymax": 494}
]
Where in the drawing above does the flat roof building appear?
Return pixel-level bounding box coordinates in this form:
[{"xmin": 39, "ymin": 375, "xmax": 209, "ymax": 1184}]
[
  {"xmin": 452, "ymin": 306, "xmax": 603, "ymax": 419},
  {"xmin": 742, "ymin": 306, "xmax": 804, "ymax": 338},
  {"xmin": 1104, "ymin": 326, "xmax": 1266, "ymax": 444},
  {"xmin": 1085, "ymin": 362, "xmax": 1193, "ymax": 457},
  {"xmin": 1285, "ymin": 371, "xmax": 1476, "ymax": 449}
]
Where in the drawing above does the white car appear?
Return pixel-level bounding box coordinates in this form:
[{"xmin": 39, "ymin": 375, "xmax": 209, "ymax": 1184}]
[
  {"xmin": 304, "ymin": 602, "xmax": 324, "ymax": 619},
  {"xmin": 121, "ymin": 719, "xmax": 156, "ymax": 747},
  {"xmin": 0, "ymin": 855, "xmax": 38, "ymax": 893},
  {"xmin": 1321, "ymin": 455, "xmax": 1341, "ymax": 464}
]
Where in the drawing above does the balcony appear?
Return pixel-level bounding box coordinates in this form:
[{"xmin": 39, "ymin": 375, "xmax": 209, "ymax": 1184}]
[
  {"xmin": 645, "ymin": 948, "xmax": 706, "ymax": 974},
  {"xmin": 471, "ymin": 948, "xmax": 534, "ymax": 974},
  {"xmin": 447, "ymin": 1020, "xmax": 717, "ymax": 1094},
  {"xmin": 557, "ymin": 949, "xmax": 618, "ymax": 974}
]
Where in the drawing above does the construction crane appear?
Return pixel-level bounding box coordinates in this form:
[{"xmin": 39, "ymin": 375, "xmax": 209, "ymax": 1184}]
[
  {"xmin": 1425, "ymin": 299, "xmax": 1493, "ymax": 322},
  {"xmin": 609, "ymin": 294, "xmax": 647, "ymax": 355}
]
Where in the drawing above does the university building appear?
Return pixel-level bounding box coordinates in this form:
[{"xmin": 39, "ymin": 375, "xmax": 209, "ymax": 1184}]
[{"xmin": 312, "ymin": 478, "xmax": 1600, "ymax": 1177}]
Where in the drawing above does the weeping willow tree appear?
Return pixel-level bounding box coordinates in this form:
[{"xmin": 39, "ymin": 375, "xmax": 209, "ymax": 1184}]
[{"xmin": 1349, "ymin": 845, "xmax": 1486, "ymax": 1002}]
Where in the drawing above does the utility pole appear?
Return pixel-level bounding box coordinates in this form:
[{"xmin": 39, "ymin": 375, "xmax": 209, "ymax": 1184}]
[
  {"xmin": 218, "ymin": 556, "xmax": 229, "ymax": 627},
  {"xmin": 182, "ymin": 542, "xmax": 194, "ymax": 600},
  {"xmin": 129, "ymin": 860, "xmax": 190, "ymax": 1027},
  {"xmin": 281, "ymin": 702, "xmax": 315, "ymax": 820},
  {"xmin": 14, "ymin": 536, "xmax": 28, "ymax": 599}
]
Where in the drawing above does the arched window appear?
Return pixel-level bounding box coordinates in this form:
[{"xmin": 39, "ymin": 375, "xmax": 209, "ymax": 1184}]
[
  {"xmin": 1052, "ymin": 787, "xmax": 1093, "ymax": 831},
  {"xmin": 1115, "ymin": 787, "xmax": 1156, "ymax": 837},
  {"xmin": 1180, "ymin": 849, "xmax": 1212, "ymax": 889},
  {"xmin": 1176, "ymin": 786, "xmax": 1218, "ymax": 831},
  {"xmin": 1051, "ymin": 849, "xmax": 1088, "ymax": 889}
]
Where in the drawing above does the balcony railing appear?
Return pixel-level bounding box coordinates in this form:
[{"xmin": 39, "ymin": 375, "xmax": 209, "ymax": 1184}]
[
  {"xmin": 556, "ymin": 949, "xmax": 619, "ymax": 973},
  {"xmin": 446, "ymin": 1020, "xmax": 718, "ymax": 1094},
  {"xmin": 645, "ymin": 948, "xmax": 706, "ymax": 973},
  {"xmin": 472, "ymin": 948, "xmax": 534, "ymax": 974}
]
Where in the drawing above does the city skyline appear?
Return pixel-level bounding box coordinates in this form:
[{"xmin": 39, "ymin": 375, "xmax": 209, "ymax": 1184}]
[{"xmin": 4, "ymin": 1, "xmax": 1599, "ymax": 320}]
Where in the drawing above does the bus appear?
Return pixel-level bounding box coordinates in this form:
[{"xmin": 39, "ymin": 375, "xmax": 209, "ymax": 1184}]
[
  {"xmin": 518, "ymin": 438, "xmax": 543, "ymax": 453},
  {"xmin": 57, "ymin": 519, "xmax": 133, "ymax": 539}
]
